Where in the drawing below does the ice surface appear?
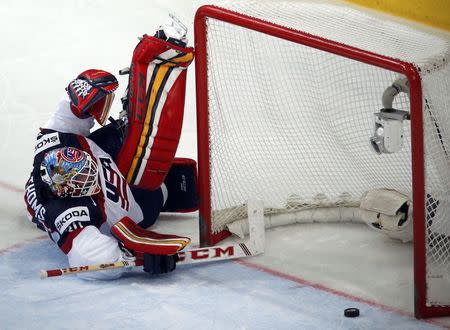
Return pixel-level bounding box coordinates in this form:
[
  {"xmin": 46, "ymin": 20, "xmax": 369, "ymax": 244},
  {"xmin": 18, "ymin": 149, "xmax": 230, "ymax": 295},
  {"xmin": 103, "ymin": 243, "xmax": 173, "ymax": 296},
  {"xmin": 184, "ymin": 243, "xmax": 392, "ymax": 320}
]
[{"xmin": 0, "ymin": 239, "xmax": 442, "ymax": 330}]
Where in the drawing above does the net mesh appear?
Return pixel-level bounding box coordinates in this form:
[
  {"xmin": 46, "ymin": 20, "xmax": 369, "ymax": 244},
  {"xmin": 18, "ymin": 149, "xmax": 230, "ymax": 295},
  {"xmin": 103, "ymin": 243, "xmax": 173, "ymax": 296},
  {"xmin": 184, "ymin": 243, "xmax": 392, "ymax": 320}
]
[{"xmin": 200, "ymin": 1, "xmax": 450, "ymax": 306}]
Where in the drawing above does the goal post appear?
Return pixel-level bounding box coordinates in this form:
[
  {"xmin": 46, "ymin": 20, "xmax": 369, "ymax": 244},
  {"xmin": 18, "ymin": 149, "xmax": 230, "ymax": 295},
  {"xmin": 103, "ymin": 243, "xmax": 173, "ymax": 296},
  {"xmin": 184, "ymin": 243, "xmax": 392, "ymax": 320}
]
[{"xmin": 194, "ymin": 2, "xmax": 450, "ymax": 318}]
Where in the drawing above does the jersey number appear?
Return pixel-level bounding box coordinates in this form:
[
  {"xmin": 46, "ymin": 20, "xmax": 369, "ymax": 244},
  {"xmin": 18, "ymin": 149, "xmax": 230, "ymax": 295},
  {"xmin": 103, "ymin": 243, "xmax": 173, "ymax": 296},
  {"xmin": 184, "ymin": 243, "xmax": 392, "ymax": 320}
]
[{"xmin": 100, "ymin": 157, "xmax": 130, "ymax": 211}]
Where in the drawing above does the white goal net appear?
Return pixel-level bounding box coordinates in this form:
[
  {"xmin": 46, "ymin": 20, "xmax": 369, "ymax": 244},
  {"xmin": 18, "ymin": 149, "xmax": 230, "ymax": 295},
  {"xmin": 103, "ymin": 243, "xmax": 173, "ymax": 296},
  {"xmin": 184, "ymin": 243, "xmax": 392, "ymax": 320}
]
[{"xmin": 194, "ymin": 0, "xmax": 450, "ymax": 318}]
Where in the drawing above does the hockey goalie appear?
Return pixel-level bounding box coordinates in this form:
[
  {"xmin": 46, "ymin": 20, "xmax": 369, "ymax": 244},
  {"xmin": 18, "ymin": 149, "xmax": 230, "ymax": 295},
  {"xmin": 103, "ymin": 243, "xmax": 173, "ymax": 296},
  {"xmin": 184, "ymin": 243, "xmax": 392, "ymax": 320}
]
[{"xmin": 23, "ymin": 16, "xmax": 198, "ymax": 280}]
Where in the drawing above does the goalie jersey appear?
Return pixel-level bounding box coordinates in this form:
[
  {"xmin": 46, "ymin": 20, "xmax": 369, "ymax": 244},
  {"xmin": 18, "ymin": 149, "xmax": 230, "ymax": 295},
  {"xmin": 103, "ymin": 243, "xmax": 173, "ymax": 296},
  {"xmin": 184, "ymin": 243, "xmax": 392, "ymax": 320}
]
[{"xmin": 24, "ymin": 128, "xmax": 144, "ymax": 254}]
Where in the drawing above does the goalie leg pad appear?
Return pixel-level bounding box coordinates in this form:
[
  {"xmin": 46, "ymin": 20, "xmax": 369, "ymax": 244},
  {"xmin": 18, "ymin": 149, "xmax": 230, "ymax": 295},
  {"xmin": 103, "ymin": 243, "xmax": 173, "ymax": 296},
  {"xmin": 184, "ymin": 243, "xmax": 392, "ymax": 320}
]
[
  {"xmin": 162, "ymin": 158, "xmax": 199, "ymax": 213},
  {"xmin": 116, "ymin": 35, "xmax": 194, "ymax": 190},
  {"xmin": 111, "ymin": 217, "xmax": 190, "ymax": 256}
]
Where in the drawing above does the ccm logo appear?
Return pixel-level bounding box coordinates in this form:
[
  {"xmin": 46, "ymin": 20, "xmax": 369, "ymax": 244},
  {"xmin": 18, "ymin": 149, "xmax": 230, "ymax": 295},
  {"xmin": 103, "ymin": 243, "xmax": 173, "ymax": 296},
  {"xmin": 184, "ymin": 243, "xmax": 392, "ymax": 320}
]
[
  {"xmin": 64, "ymin": 266, "xmax": 89, "ymax": 274},
  {"xmin": 178, "ymin": 246, "xmax": 234, "ymax": 261}
]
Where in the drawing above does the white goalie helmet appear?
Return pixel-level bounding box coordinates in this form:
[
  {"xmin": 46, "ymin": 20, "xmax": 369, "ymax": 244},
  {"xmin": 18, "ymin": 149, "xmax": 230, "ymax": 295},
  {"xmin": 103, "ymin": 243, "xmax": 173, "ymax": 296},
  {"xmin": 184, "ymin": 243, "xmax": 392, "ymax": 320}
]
[{"xmin": 359, "ymin": 189, "xmax": 413, "ymax": 243}]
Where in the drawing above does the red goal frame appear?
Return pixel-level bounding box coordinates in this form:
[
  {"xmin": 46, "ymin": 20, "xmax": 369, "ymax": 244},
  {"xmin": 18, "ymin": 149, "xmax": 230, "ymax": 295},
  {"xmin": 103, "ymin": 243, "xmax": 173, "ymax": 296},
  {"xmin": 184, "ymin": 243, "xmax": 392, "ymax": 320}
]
[{"xmin": 194, "ymin": 5, "xmax": 449, "ymax": 319}]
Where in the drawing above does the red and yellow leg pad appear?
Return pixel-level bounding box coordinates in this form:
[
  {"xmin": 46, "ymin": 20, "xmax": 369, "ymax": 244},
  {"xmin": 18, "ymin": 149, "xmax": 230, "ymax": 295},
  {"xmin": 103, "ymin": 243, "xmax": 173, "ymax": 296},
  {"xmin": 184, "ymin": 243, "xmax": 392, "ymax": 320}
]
[{"xmin": 116, "ymin": 35, "xmax": 194, "ymax": 190}]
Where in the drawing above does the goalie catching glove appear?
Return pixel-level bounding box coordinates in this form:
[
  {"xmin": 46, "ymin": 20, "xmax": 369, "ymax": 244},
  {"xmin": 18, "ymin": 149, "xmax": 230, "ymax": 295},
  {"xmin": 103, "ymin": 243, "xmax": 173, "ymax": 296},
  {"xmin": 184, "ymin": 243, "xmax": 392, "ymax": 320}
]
[
  {"xmin": 111, "ymin": 217, "xmax": 190, "ymax": 274},
  {"xmin": 66, "ymin": 69, "xmax": 118, "ymax": 126}
]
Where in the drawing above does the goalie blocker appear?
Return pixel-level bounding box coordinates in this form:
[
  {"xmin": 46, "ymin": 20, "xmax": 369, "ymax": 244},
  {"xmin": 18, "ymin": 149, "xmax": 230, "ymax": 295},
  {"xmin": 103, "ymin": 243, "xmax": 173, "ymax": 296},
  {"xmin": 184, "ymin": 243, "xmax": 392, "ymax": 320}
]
[
  {"xmin": 116, "ymin": 34, "xmax": 194, "ymax": 190},
  {"xmin": 111, "ymin": 216, "xmax": 190, "ymax": 274},
  {"xmin": 111, "ymin": 216, "xmax": 191, "ymax": 256}
]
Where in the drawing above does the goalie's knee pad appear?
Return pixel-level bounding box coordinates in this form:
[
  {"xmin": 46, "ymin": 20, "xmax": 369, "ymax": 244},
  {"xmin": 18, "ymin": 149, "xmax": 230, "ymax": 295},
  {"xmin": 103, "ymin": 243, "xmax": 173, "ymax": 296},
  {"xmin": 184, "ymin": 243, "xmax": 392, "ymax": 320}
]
[
  {"xmin": 116, "ymin": 35, "xmax": 194, "ymax": 190},
  {"xmin": 162, "ymin": 158, "xmax": 199, "ymax": 213}
]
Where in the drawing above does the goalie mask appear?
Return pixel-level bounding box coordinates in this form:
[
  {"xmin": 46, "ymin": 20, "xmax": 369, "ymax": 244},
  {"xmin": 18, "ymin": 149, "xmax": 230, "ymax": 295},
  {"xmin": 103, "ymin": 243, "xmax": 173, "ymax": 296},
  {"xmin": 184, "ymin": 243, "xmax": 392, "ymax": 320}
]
[
  {"xmin": 40, "ymin": 147, "xmax": 100, "ymax": 198},
  {"xmin": 66, "ymin": 69, "xmax": 118, "ymax": 125}
]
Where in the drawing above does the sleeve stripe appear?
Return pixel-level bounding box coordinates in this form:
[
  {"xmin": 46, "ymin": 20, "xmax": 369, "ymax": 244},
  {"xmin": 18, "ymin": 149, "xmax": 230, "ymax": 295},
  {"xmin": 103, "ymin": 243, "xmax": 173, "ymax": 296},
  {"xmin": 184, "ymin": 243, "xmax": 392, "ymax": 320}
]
[{"xmin": 114, "ymin": 221, "xmax": 190, "ymax": 248}]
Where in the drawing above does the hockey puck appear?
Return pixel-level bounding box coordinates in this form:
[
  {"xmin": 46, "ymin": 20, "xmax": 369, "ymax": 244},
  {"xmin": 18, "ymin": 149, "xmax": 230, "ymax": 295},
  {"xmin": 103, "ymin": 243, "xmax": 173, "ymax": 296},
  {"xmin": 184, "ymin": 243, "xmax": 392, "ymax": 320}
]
[{"xmin": 344, "ymin": 308, "xmax": 360, "ymax": 317}]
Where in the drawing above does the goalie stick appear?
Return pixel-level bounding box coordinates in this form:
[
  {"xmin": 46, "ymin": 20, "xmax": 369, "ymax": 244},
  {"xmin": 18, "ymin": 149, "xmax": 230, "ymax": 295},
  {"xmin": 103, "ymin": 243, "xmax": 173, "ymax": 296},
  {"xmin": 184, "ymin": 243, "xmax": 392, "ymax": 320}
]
[{"xmin": 39, "ymin": 200, "xmax": 265, "ymax": 279}]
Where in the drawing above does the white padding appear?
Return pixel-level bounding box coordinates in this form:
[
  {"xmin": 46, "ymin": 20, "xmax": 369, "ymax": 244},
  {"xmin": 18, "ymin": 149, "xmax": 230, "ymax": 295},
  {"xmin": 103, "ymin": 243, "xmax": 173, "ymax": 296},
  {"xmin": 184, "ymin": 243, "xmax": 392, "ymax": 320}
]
[
  {"xmin": 360, "ymin": 188, "xmax": 410, "ymax": 216},
  {"xmin": 67, "ymin": 225, "xmax": 131, "ymax": 280},
  {"xmin": 227, "ymin": 206, "xmax": 361, "ymax": 238},
  {"xmin": 360, "ymin": 189, "xmax": 413, "ymax": 243},
  {"xmin": 45, "ymin": 94, "xmax": 95, "ymax": 137}
]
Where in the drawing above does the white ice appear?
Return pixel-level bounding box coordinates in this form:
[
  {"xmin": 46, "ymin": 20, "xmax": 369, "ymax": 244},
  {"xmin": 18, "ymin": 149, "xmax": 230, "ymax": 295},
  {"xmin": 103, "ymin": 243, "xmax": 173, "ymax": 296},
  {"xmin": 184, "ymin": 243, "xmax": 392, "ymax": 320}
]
[{"xmin": 0, "ymin": 0, "xmax": 449, "ymax": 329}]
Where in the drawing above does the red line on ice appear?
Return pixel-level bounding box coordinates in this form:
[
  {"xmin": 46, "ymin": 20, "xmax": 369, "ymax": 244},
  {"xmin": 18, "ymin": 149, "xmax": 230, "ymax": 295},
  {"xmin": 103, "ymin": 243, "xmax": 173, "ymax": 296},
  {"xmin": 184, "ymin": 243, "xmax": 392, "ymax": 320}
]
[
  {"xmin": 0, "ymin": 236, "xmax": 47, "ymax": 255},
  {"xmin": 235, "ymin": 259, "xmax": 449, "ymax": 329},
  {"xmin": 0, "ymin": 180, "xmax": 23, "ymax": 193}
]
